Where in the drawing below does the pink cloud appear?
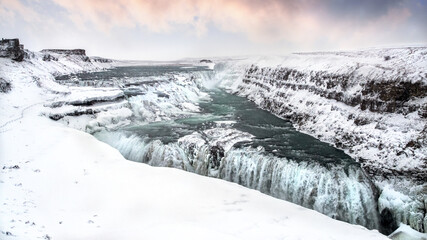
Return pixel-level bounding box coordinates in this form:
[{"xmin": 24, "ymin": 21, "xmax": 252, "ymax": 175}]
[
  {"xmin": 50, "ymin": 0, "xmax": 318, "ymax": 42},
  {"xmin": 2, "ymin": 0, "xmax": 420, "ymax": 54},
  {"xmin": 0, "ymin": 0, "xmax": 42, "ymax": 23}
]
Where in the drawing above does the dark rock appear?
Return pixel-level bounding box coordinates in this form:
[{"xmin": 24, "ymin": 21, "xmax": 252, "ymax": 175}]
[
  {"xmin": 49, "ymin": 108, "xmax": 101, "ymax": 121},
  {"xmin": 406, "ymin": 140, "xmax": 421, "ymax": 149},
  {"xmin": 200, "ymin": 59, "xmax": 213, "ymax": 63},
  {"xmin": 210, "ymin": 145, "xmax": 224, "ymax": 168},
  {"xmin": 0, "ymin": 77, "xmax": 12, "ymax": 93},
  {"xmin": 354, "ymin": 117, "xmax": 370, "ymax": 126},
  {"xmin": 42, "ymin": 54, "xmax": 58, "ymax": 61},
  {"xmin": 24, "ymin": 50, "xmax": 35, "ymax": 59},
  {"xmin": 384, "ymin": 56, "xmax": 391, "ymax": 61},
  {"xmin": 155, "ymin": 91, "xmax": 170, "ymax": 98},
  {"xmin": 82, "ymin": 56, "xmax": 91, "ymax": 62},
  {"xmin": 0, "ymin": 38, "xmax": 25, "ymax": 61},
  {"xmin": 380, "ymin": 208, "xmax": 398, "ymax": 235},
  {"xmin": 41, "ymin": 49, "xmax": 86, "ymax": 56},
  {"xmin": 3, "ymin": 165, "xmax": 21, "ymax": 169},
  {"xmin": 91, "ymin": 57, "xmax": 112, "ymax": 63}
]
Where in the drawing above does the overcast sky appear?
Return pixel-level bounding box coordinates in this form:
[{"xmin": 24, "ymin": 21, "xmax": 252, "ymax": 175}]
[{"xmin": 1, "ymin": 0, "xmax": 426, "ymax": 60}]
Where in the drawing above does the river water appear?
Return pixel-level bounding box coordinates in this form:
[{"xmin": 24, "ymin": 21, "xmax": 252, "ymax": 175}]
[{"xmin": 56, "ymin": 64, "xmax": 381, "ymax": 231}]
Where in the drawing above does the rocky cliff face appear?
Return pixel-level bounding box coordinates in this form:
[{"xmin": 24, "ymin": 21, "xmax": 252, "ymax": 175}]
[
  {"xmin": 222, "ymin": 48, "xmax": 427, "ymax": 181},
  {"xmin": 239, "ymin": 66, "xmax": 426, "ymax": 181},
  {"xmin": 41, "ymin": 49, "xmax": 90, "ymax": 62},
  {"xmin": 218, "ymin": 47, "xmax": 427, "ymax": 233},
  {"xmin": 0, "ymin": 38, "xmax": 25, "ymax": 62},
  {"xmin": 41, "ymin": 49, "xmax": 86, "ymax": 55}
]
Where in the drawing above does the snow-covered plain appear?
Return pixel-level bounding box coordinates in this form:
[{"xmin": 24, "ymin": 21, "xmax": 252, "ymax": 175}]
[{"xmin": 0, "ymin": 51, "xmax": 391, "ymax": 239}]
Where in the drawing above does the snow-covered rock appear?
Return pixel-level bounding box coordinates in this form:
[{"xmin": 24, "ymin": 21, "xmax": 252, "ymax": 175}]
[{"xmin": 0, "ymin": 38, "xmax": 24, "ymax": 62}]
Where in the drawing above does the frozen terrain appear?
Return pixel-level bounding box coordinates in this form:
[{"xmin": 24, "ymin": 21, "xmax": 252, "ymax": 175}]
[
  {"xmin": 1, "ymin": 44, "xmax": 426, "ymax": 239},
  {"xmin": 0, "ymin": 47, "xmax": 392, "ymax": 239}
]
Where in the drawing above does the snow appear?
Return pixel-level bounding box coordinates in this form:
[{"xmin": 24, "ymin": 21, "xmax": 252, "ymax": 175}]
[
  {"xmin": 0, "ymin": 51, "xmax": 389, "ymax": 239},
  {"xmin": 389, "ymin": 224, "xmax": 427, "ymax": 240},
  {"xmin": 0, "ymin": 116, "xmax": 388, "ymax": 240},
  {"xmin": 203, "ymin": 128, "xmax": 254, "ymax": 151}
]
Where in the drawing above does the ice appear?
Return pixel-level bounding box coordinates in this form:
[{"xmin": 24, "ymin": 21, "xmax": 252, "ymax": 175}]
[{"xmin": 389, "ymin": 223, "xmax": 427, "ymax": 240}]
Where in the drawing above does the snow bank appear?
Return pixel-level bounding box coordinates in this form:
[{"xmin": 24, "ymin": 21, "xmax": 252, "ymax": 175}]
[{"xmin": 389, "ymin": 224, "xmax": 427, "ymax": 240}]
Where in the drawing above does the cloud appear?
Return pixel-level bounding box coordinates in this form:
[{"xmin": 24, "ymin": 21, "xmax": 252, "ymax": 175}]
[
  {"xmin": 47, "ymin": 0, "xmax": 419, "ymax": 46},
  {"xmin": 319, "ymin": 0, "xmax": 406, "ymax": 19},
  {"xmin": 45, "ymin": 0, "xmax": 315, "ymax": 44},
  {"xmin": 1, "ymin": 0, "xmax": 425, "ymax": 59},
  {"xmin": 0, "ymin": 0, "xmax": 42, "ymax": 23}
]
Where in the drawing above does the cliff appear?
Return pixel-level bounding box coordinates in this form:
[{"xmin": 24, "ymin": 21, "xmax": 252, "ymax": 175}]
[
  {"xmin": 218, "ymin": 47, "xmax": 427, "ymax": 232},
  {"xmin": 41, "ymin": 49, "xmax": 86, "ymax": 55},
  {"xmin": 0, "ymin": 38, "xmax": 25, "ymax": 62}
]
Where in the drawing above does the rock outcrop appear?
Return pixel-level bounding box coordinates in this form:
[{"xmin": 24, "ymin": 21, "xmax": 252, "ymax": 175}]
[
  {"xmin": 41, "ymin": 49, "xmax": 86, "ymax": 55},
  {"xmin": 91, "ymin": 57, "xmax": 113, "ymax": 63},
  {"xmin": 0, "ymin": 77, "xmax": 12, "ymax": 93},
  {"xmin": 41, "ymin": 49, "xmax": 90, "ymax": 62},
  {"xmin": 0, "ymin": 38, "xmax": 25, "ymax": 62},
  {"xmin": 200, "ymin": 59, "xmax": 213, "ymax": 63}
]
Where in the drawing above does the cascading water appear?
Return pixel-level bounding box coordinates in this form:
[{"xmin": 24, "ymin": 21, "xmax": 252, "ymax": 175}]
[
  {"xmin": 58, "ymin": 64, "xmax": 384, "ymax": 232},
  {"xmin": 94, "ymin": 129, "xmax": 380, "ymax": 229}
]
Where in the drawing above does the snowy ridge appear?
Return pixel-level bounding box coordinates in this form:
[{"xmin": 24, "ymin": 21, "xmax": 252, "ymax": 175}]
[
  {"xmin": 0, "ymin": 51, "xmax": 116, "ymax": 130},
  {"xmin": 215, "ymin": 47, "xmax": 427, "ymax": 233}
]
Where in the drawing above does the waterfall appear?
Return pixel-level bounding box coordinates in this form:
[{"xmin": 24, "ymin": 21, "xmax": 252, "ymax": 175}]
[
  {"xmin": 94, "ymin": 130, "xmax": 380, "ymax": 230},
  {"xmin": 220, "ymin": 148, "xmax": 379, "ymax": 229}
]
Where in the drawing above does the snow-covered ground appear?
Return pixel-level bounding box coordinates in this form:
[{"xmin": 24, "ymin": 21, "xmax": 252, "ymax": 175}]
[{"xmin": 0, "ymin": 50, "xmax": 392, "ymax": 239}]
